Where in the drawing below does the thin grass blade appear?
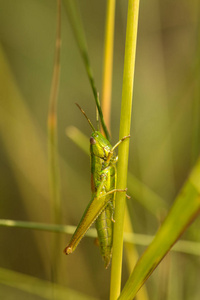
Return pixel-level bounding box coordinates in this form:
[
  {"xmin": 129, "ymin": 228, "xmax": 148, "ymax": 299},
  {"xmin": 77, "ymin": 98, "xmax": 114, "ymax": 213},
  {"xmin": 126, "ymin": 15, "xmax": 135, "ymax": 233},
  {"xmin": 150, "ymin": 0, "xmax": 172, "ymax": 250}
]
[
  {"xmin": 119, "ymin": 156, "xmax": 200, "ymax": 300},
  {"xmin": 62, "ymin": 0, "xmax": 110, "ymax": 140}
]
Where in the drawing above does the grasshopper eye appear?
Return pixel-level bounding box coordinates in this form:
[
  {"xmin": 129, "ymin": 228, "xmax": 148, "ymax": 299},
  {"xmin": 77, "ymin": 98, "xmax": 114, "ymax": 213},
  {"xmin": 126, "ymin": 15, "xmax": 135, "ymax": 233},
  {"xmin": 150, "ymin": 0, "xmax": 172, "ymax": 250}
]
[{"xmin": 90, "ymin": 137, "xmax": 96, "ymax": 145}]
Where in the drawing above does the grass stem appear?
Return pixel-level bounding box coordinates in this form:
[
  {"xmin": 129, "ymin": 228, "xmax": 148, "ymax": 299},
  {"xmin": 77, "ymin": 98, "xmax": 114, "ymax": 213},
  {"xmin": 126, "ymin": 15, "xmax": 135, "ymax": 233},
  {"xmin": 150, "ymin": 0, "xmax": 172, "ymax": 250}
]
[
  {"xmin": 101, "ymin": 0, "xmax": 116, "ymax": 134},
  {"xmin": 110, "ymin": 1, "xmax": 140, "ymax": 299}
]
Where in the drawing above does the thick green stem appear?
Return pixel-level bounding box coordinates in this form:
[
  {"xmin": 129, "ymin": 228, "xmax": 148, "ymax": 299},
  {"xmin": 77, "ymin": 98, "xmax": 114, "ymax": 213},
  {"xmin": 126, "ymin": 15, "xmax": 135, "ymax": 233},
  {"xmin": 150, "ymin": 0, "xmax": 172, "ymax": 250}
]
[{"xmin": 110, "ymin": 1, "xmax": 140, "ymax": 299}]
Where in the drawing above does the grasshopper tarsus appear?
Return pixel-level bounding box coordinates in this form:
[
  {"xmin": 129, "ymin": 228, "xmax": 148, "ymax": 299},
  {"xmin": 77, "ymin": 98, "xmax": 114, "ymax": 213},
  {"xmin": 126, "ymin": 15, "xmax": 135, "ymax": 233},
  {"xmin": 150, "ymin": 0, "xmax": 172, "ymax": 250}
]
[
  {"xmin": 121, "ymin": 134, "xmax": 131, "ymax": 142},
  {"xmin": 116, "ymin": 187, "xmax": 131, "ymax": 199},
  {"xmin": 111, "ymin": 135, "xmax": 130, "ymax": 152}
]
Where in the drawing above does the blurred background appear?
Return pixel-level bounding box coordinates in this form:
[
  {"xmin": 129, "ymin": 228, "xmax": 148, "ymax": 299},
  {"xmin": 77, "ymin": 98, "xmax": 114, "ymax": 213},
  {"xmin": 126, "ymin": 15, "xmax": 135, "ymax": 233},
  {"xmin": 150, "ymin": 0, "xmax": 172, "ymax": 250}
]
[{"xmin": 0, "ymin": 0, "xmax": 200, "ymax": 299}]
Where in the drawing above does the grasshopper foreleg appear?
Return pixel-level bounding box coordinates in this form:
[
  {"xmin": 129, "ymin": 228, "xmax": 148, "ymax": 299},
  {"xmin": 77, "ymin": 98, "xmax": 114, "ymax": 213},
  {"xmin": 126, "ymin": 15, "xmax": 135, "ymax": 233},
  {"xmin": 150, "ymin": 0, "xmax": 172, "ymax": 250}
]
[
  {"xmin": 111, "ymin": 135, "xmax": 131, "ymax": 152},
  {"xmin": 106, "ymin": 135, "xmax": 130, "ymax": 164}
]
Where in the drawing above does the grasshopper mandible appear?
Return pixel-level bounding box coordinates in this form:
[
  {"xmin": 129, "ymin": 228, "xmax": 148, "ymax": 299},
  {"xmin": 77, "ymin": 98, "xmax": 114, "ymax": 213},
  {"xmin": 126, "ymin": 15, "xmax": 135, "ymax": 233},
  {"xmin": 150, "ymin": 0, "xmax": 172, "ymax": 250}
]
[{"xmin": 64, "ymin": 104, "xmax": 130, "ymax": 268}]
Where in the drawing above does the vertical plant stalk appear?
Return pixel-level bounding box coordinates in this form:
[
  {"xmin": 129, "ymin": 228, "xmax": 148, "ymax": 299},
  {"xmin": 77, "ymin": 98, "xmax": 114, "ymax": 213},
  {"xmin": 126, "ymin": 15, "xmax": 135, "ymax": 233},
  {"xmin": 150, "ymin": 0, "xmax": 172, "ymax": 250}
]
[
  {"xmin": 110, "ymin": 1, "xmax": 140, "ymax": 299},
  {"xmin": 191, "ymin": 9, "xmax": 200, "ymax": 164},
  {"xmin": 101, "ymin": 0, "xmax": 116, "ymax": 134},
  {"xmin": 101, "ymin": 5, "xmax": 148, "ymax": 299},
  {"xmin": 123, "ymin": 207, "xmax": 149, "ymax": 300},
  {"xmin": 48, "ymin": 0, "xmax": 61, "ymax": 223},
  {"xmin": 63, "ymin": 0, "xmax": 110, "ymax": 140},
  {"xmin": 47, "ymin": 0, "xmax": 61, "ymax": 284}
]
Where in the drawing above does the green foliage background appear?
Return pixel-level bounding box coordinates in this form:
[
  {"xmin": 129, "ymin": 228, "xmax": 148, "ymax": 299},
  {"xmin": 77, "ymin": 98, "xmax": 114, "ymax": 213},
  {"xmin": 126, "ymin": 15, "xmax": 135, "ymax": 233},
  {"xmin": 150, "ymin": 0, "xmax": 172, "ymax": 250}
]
[{"xmin": 0, "ymin": 0, "xmax": 199, "ymax": 299}]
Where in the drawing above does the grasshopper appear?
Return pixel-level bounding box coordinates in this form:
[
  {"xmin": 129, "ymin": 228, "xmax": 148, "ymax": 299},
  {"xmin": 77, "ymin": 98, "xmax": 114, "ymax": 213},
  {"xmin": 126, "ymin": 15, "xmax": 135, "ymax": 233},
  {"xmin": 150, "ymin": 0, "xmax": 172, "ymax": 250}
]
[{"xmin": 64, "ymin": 104, "xmax": 130, "ymax": 268}]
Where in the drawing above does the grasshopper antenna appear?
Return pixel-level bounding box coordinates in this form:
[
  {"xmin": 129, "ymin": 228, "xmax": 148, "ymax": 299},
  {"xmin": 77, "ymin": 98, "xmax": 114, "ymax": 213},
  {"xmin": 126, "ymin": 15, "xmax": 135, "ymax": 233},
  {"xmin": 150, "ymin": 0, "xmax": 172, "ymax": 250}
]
[
  {"xmin": 96, "ymin": 92, "xmax": 100, "ymax": 131},
  {"xmin": 76, "ymin": 103, "xmax": 96, "ymax": 132},
  {"xmin": 96, "ymin": 105, "xmax": 100, "ymax": 131}
]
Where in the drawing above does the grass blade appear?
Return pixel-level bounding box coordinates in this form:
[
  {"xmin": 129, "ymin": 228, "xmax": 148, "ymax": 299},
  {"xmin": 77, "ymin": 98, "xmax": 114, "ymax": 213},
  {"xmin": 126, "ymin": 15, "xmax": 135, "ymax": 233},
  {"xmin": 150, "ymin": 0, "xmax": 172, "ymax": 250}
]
[
  {"xmin": 47, "ymin": 0, "xmax": 61, "ymax": 283},
  {"xmin": 1, "ymin": 218, "xmax": 200, "ymax": 256},
  {"xmin": 63, "ymin": 0, "xmax": 110, "ymax": 140},
  {"xmin": 119, "ymin": 156, "xmax": 200, "ymax": 300},
  {"xmin": 101, "ymin": 0, "xmax": 116, "ymax": 134},
  {"xmin": 48, "ymin": 0, "xmax": 61, "ymax": 223},
  {"xmin": 0, "ymin": 267, "xmax": 97, "ymax": 300}
]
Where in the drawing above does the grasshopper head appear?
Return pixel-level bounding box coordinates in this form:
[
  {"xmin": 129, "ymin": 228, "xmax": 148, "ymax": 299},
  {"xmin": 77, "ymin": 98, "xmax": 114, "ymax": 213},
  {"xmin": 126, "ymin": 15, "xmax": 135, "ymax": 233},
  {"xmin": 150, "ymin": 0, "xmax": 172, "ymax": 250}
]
[{"xmin": 90, "ymin": 131, "xmax": 112, "ymax": 160}]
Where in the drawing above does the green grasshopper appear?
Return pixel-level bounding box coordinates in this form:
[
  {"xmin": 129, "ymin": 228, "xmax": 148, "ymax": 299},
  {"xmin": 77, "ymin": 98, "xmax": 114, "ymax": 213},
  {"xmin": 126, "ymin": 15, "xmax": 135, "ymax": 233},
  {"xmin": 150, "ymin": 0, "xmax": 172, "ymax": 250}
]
[{"xmin": 64, "ymin": 104, "xmax": 130, "ymax": 268}]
